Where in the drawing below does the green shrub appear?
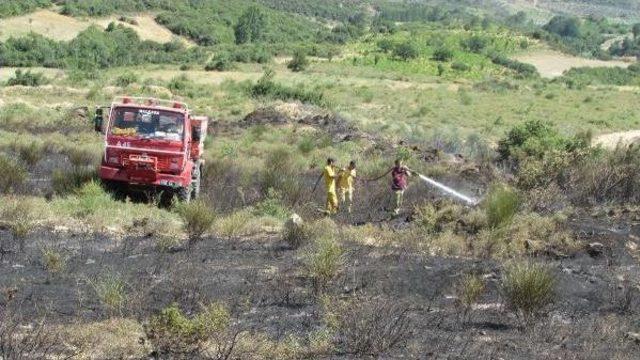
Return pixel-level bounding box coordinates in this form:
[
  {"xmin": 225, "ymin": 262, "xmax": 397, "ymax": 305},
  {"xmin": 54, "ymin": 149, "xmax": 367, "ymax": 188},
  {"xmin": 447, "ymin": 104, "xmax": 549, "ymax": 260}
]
[
  {"xmin": 287, "ymin": 49, "xmax": 309, "ymax": 72},
  {"xmin": 502, "ymin": 262, "xmax": 555, "ymax": 325},
  {"xmin": 249, "ymin": 70, "xmax": 325, "ymax": 106},
  {"xmin": 490, "ymin": 54, "xmax": 538, "ymax": 78},
  {"xmin": 461, "ymin": 35, "xmax": 487, "ymax": 53},
  {"xmin": 451, "ymin": 61, "xmax": 470, "ymax": 72},
  {"xmin": 176, "ymin": 200, "xmax": 216, "ymax": 246},
  {"xmin": 484, "ymin": 184, "xmax": 519, "ymax": 228},
  {"xmin": 114, "ymin": 71, "xmax": 139, "ymax": 87},
  {"xmin": 146, "ymin": 302, "xmax": 230, "ymax": 356},
  {"xmin": 254, "ymin": 188, "xmax": 289, "ymax": 219},
  {"xmin": 205, "ymin": 52, "xmax": 234, "ymax": 71},
  {"xmin": 304, "ymin": 236, "xmax": 344, "ymax": 294},
  {"xmin": 393, "ymin": 42, "xmax": 419, "ymax": 61},
  {"xmin": 497, "ymin": 119, "xmax": 586, "ymax": 161},
  {"xmin": 432, "ymin": 47, "xmax": 454, "ymax": 62},
  {"xmin": 0, "ymin": 155, "xmax": 27, "ymax": 194},
  {"xmin": 6, "ymin": 70, "xmax": 49, "ymax": 86}
]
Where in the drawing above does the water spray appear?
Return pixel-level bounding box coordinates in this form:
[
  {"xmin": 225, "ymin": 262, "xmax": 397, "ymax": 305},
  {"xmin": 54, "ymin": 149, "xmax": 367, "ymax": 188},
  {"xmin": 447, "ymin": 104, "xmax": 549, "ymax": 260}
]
[{"xmin": 416, "ymin": 173, "xmax": 480, "ymax": 206}]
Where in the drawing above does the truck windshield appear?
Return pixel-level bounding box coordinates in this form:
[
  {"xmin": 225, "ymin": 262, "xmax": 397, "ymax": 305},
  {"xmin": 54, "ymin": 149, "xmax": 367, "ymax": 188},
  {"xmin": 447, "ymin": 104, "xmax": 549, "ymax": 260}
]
[{"xmin": 110, "ymin": 107, "xmax": 184, "ymax": 141}]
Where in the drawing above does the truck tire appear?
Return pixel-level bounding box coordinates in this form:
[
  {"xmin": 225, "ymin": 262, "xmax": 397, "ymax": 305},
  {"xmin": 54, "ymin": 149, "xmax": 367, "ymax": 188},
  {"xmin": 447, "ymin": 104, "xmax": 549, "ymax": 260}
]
[
  {"xmin": 176, "ymin": 186, "xmax": 191, "ymax": 203},
  {"xmin": 191, "ymin": 165, "xmax": 202, "ymax": 200}
]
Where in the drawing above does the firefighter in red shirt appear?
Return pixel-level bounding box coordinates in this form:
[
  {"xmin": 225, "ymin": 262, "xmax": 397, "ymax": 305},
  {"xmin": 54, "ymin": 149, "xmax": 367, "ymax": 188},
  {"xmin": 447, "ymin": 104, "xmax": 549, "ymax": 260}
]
[{"xmin": 370, "ymin": 159, "xmax": 412, "ymax": 215}]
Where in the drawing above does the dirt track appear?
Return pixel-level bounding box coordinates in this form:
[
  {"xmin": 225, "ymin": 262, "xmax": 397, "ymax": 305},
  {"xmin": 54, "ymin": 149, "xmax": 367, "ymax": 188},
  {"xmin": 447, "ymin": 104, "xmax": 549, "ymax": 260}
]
[
  {"xmin": 514, "ymin": 50, "xmax": 631, "ymax": 78},
  {"xmin": 593, "ymin": 130, "xmax": 640, "ymax": 149}
]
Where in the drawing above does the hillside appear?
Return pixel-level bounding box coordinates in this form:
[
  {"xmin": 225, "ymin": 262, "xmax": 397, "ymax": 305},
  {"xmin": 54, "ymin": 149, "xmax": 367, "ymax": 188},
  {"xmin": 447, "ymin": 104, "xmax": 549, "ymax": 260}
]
[{"xmin": 1, "ymin": 1, "xmax": 640, "ymax": 359}]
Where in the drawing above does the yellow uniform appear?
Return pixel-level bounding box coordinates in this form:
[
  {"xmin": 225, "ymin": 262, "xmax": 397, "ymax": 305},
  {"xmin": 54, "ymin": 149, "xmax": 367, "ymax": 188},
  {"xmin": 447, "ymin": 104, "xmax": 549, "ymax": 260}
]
[
  {"xmin": 337, "ymin": 168, "xmax": 356, "ymax": 213},
  {"xmin": 323, "ymin": 165, "xmax": 338, "ymax": 214}
]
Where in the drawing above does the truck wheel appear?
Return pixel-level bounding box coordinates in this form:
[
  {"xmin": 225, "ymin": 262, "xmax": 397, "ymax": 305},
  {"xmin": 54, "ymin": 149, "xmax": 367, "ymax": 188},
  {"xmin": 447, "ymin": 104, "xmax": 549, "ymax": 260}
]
[
  {"xmin": 102, "ymin": 180, "xmax": 125, "ymax": 200},
  {"xmin": 191, "ymin": 166, "xmax": 202, "ymax": 200},
  {"xmin": 176, "ymin": 186, "xmax": 191, "ymax": 203}
]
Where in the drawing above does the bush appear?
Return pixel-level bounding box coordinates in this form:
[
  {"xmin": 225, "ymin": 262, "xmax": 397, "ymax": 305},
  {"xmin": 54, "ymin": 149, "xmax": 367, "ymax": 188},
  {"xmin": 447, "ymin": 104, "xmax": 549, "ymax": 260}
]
[
  {"xmin": 451, "ymin": 61, "xmax": 470, "ymax": 71},
  {"xmin": 328, "ymin": 297, "xmax": 413, "ymax": 356},
  {"xmin": 176, "ymin": 200, "xmax": 216, "ymax": 246},
  {"xmin": 497, "ymin": 119, "xmax": 585, "ymax": 161},
  {"xmin": 502, "ymin": 262, "xmax": 555, "ymax": 325},
  {"xmin": 490, "ymin": 54, "xmax": 538, "ymax": 78},
  {"xmin": 6, "ymin": 69, "xmax": 49, "ymax": 86},
  {"xmin": 114, "ymin": 71, "xmax": 139, "ymax": 87},
  {"xmin": 0, "ymin": 155, "xmax": 26, "ymax": 194},
  {"xmin": 205, "ymin": 52, "xmax": 234, "ymax": 71},
  {"xmin": 287, "ymin": 49, "xmax": 309, "ymax": 72},
  {"xmin": 146, "ymin": 303, "xmax": 231, "ymax": 357},
  {"xmin": 393, "ymin": 42, "xmax": 419, "ymax": 61},
  {"xmin": 432, "ymin": 47, "xmax": 454, "ymax": 62},
  {"xmin": 250, "ymin": 70, "xmax": 325, "ymax": 106},
  {"xmin": 484, "ymin": 184, "xmax": 519, "ymax": 228},
  {"xmin": 461, "ymin": 35, "xmax": 487, "ymax": 53},
  {"xmin": 304, "ymin": 236, "xmax": 344, "ymax": 294}
]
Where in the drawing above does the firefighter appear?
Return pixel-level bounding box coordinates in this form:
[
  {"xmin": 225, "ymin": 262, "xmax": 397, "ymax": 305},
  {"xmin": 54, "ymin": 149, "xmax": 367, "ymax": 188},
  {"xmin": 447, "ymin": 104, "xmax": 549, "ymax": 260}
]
[
  {"xmin": 337, "ymin": 160, "xmax": 357, "ymax": 213},
  {"xmin": 314, "ymin": 158, "xmax": 339, "ymax": 215},
  {"xmin": 370, "ymin": 159, "xmax": 412, "ymax": 215}
]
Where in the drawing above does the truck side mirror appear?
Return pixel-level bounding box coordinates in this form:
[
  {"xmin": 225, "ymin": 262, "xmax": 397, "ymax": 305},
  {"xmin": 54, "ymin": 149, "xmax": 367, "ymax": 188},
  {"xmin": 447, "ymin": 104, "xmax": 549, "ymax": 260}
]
[
  {"xmin": 192, "ymin": 126, "xmax": 202, "ymax": 142},
  {"xmin": 94, "ymin": 108, "xmax": 104, "ymax": 133}
]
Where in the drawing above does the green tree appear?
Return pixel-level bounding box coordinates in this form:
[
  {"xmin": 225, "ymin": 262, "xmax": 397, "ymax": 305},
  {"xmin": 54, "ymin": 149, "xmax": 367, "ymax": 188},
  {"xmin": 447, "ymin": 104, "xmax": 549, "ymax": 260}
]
[
  {"xmin": 393, "ymin": 42, "xmax": 418, "ymax": 61},
  {"xmin": 234, "ymin": 6, "xmax": 267, "ymax": 44}
]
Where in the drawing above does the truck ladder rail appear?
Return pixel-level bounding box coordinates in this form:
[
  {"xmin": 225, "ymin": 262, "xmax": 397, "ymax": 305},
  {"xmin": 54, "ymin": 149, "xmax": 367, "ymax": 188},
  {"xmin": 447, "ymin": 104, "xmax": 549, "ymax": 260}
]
[{"xmin": 111, "ymin": 96, "xmax": 189, "ymax": 111}]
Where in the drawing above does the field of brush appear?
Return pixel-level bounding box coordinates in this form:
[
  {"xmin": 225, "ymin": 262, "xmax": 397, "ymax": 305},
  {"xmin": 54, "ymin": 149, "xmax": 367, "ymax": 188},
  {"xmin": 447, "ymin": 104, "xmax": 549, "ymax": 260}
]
[{"xmin": 1, "ymin": 1, "xmax": 640, "ymax": 359}]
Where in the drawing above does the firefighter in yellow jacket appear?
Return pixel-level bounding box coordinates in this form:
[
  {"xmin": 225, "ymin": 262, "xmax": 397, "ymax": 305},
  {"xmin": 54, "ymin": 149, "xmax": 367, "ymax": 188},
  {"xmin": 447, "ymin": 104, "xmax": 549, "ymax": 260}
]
[
  {"xmin": 314, "ymin": 158, "xmax": 339, "ymax": 215},
  {"xmin": 337, "ymin": 161, "xmax": 357, "ymax": 213}
]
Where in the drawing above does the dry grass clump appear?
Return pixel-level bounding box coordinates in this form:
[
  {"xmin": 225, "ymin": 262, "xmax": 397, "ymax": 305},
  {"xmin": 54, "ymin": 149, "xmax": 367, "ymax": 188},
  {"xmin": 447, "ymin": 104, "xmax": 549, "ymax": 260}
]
[
  {"xmin": 175, "ymin": 200, "xmax": 216, "ymax": 246},
  {"xmin": 484, "ymin": 183, "xmax": 520, "ymax": 228},
  {"xmin": 41, "ymin": 247, "xmax": 66, "ymax": 275},
  {"xmin": 61, "ymin": 318, "xmax": 150, "ymax": 359},
  {"xmin": 15, "ymin": 140, "xmax": 45, "ymax": 168},
  {"xmin": 90, "ymin": 273, "xmax": 128, "ymax": 317},
  {"xmin": 501, "ymin": 262, "xmax": 556, "ymax": 326},
  {"xmin": 1, "ymin": 198, "xmax": 36, "ymax": 251},
  {"xmin": 414, "ymin": 200, "xmax": 466, "ymax": 234},
  {"xmin": 455, "ymin": 273, "xmax": 486, "ymax": 323},
  {"xmin": 474, "ymin": 211, "xmax": 575, "ymax": 258},
  {"xmin": 0, "ymin": 154, "xmax": 26, "ymax": 194},
  {"xmin": 51, "ymin": 167, "xmax": 97, "ymax": 195},
  {"xmin": 304, "ymin": 234, "xmax": 344, "ymax": 294},
  {"xmin": 215, "ymin": 208, "xmax": 259, "ymax": 239}
]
